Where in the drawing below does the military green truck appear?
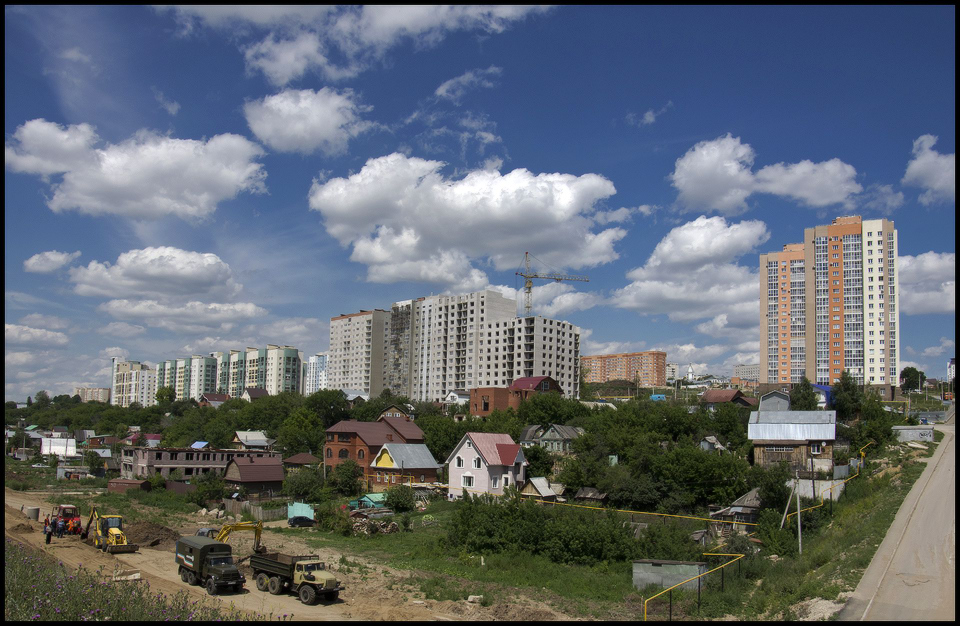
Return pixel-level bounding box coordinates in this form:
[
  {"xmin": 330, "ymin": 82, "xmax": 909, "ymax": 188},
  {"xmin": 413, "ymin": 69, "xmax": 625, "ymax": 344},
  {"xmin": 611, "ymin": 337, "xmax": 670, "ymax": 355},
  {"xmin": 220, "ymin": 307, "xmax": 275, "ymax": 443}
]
[
  {"xmin": 249, "ymin": 552, "xmax": 344, "ymax": 605},
  {"xmin": 175, "ymin": 535, "xmax": 246, "ymax": 595}
]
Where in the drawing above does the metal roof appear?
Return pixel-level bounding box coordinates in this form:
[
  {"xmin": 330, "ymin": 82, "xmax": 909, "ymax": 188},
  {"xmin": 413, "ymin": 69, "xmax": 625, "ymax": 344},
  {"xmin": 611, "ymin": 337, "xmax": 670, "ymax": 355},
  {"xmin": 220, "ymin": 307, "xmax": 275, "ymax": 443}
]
[
  {"xmin": 372, "ymin": 443, "xmax": 440, "ymax": 470},
  {"xmin": 748, "ymin": 416, "xmax": 835, "ymax": 442},
  {"xmin": 749, "ymin": 411, "xmax": 836, "ymax": 424},
  {"xmin": 527, "ymin": 477, "xmax": 555, "ymax": 497}
]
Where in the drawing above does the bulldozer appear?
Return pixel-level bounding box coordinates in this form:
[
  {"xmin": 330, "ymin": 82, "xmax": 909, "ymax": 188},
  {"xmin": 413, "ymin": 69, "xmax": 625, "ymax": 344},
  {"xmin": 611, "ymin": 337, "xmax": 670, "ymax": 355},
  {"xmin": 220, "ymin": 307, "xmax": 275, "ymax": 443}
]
[
  {"xmin": 80, "ymin": 506, "xmax": 138, "ymax": 554},
  {"xmin": 196, "ymin": 520, "xmax": 267, "ymax": 562}
]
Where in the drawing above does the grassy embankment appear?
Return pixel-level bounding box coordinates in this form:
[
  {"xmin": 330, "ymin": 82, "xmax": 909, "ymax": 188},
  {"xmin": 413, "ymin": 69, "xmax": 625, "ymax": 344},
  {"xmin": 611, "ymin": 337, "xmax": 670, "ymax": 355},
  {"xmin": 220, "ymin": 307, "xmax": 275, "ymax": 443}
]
[{"xmin": 3, "ymin": 538, "xmax": 278, "ymax": 621}]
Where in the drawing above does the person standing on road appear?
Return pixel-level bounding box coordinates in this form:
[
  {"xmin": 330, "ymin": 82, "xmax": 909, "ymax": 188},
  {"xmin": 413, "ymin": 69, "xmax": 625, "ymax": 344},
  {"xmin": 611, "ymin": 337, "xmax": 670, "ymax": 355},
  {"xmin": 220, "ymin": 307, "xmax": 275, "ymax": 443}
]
[
  {"xmin": 56, "ymin": 516, "xmax": 65, "ymax": 538},
  {"xmin": 44, "ymin": 521, "xmax": 52, "ymax": 544}
]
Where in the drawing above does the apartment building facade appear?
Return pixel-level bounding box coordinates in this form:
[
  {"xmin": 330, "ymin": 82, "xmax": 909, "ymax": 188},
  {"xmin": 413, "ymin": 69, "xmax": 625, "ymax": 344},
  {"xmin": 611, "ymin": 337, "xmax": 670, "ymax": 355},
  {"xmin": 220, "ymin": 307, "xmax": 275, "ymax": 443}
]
[
  {"xmin": 120, "ymin": 446, "xmax": 281, "ymax": 479},
  {"xmin": 156, "ymin": 355, "xmax": 219, "ymax": 401},
  {"xmin": 760, "ymin": 216, "xmax": 899, "ymax": 386},
  {"xmin": 581, "ymin": 351, "xmax": 667, "ymax": 387},
  {"xmin": 328, "ymin": 310, "xmax": 391, "ymax": 397},
  {"xmin": 74, "ymin": 387, "xmax": 110, "ymax": 403},
  {"xmin": 303, "ymin": 352, "xmax": 328, "ymax": 396},
  {"xmin": 110, "ymin": 357, "xmax": 157, "ymax": 408},
  {"xmin": 733, "ymin": 363, "xmax": 761, "ymax": 382}
]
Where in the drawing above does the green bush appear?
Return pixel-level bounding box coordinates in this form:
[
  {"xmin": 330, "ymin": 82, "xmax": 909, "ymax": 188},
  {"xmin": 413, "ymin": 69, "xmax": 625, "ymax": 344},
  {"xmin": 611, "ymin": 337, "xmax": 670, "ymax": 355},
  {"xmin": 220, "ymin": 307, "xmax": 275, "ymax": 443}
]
[{"xmin": 385, "ymin": 484, "xmax": 416, "ymax": 513}]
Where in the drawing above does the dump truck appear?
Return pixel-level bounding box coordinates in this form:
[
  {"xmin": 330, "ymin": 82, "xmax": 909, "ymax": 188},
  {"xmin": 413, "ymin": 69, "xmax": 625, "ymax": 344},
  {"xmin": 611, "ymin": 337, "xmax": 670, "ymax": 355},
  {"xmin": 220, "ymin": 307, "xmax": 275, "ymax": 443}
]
[
  {"xmin": 175, "ymin": 535, "xmax": 246, "ymax": 595},
  {"xmin": 249, "ymin": 552, "xmax": 344, "ymax": 605},
  {"xmin": 80, "ymin": 506, "xmax": 138, "ymax": 553}
]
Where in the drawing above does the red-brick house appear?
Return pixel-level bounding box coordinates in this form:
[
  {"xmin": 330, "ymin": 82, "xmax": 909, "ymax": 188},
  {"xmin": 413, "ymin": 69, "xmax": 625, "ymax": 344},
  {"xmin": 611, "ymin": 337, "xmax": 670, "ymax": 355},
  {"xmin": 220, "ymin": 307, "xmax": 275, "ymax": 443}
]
[
  {"xmin": 469, "ymin": 376, "xmax": 563, "ymax": 417},
  {"xmin": 324, "ymin": 415, "xmax": 425, "ymax": 472},
  {"xmin": 224, "ymin": 456, "xmax": 284, "ymax": 495}
]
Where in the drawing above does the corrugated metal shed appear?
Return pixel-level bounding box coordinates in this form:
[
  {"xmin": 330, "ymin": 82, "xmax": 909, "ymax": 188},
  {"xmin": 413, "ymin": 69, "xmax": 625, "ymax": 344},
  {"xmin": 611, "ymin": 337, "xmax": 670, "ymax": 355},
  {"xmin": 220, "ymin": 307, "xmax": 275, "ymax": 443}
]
[{"xmin": 527, "ymin": 477, "xmax": 555, "ymax": 497}]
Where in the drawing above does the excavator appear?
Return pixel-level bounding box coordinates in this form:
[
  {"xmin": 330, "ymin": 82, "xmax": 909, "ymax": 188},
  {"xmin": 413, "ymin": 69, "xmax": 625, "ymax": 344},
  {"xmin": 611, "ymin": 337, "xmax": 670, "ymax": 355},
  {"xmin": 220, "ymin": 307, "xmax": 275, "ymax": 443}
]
[
  {"xmin": 196, "ymin": 521, "xmax": 267, "ymax": 562},
  {"xmin": 80, "ymin": 506, "xmax": 138, "ymax": 554}
]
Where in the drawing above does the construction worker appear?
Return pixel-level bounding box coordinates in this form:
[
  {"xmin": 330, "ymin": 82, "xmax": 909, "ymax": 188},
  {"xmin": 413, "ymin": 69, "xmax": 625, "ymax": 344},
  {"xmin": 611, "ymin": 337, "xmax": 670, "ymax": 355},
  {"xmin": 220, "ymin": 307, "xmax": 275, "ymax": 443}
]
[
  {"xmin": 56, "ymin": 516, "xmax": 65, "ymax": 538},
  {"xmin": 44, "ymin": 521, "xmax": 52, "ymax": 544}
]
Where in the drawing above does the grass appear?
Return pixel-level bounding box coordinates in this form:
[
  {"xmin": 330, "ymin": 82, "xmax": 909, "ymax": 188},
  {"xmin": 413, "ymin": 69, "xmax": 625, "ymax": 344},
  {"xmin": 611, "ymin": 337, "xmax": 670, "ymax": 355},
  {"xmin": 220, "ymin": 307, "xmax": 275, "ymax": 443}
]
[
  {"xmin": 46, "ymin": 487, "xmax": 200, "ymax": 526},
  {"xmin": 4, "ymin": 537, "xmax": 280, "ymax": 621}
]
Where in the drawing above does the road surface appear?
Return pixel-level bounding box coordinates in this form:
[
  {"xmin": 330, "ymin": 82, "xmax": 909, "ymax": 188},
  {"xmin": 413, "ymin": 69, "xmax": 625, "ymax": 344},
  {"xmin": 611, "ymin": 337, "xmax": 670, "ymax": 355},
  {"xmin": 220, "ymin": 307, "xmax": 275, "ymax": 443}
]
[{"xmin": 839, "ymin": 415, "xmax": 955, "ymax": 621}]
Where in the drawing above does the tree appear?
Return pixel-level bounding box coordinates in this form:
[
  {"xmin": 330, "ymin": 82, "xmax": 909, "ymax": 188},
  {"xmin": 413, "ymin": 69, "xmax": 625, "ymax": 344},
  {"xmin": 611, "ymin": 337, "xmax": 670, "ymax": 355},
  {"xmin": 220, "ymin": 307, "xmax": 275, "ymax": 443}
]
[
  {"xmin": 330, "ymin": 459, "xmax": 363, "ymax": 497},
  {"xmin": 899, "ymin": 367, "xmax": 926, "ymax": 394},
  {"xmin": 133, "ymin": 432, "xmax": 147, "ymax": 447},
  {"xmin": 156, "ymin": 386, "xmax": 175, "ymax": 405},
  {"xmin": 48, "ymin": 453, "xmax": 59, "ymax": 469},
  {"xmin": 385, "ymin": 484, "xmax": 415, "ymax": 512},
  {"xmin": 831, "ymin": 371, "xmax": 863, "ymax": 422},
  {"xmin": 84, "ymin": 450, "xmax": 103, "ymax": 475},
  {"xmin": 33, "ymin": 390, "xmax": 51, "ymax": 411},
  {"xmin": 790, "ymin": 377, "xmax": 818, "ymax": 410},
  {"xmin": 283, "ymin": 466, "xmax": 326, "ymax": 502},
  {"xmin": 276, "ymin": 407, "xmax": 324, "ymax": 456},
  {"xmin": 26, "ymin": 396, "xmax": 33, "ymax": 407},
  {"xmin": 523, "ymin": 444, "xmax": 556, "ymax": 478}
]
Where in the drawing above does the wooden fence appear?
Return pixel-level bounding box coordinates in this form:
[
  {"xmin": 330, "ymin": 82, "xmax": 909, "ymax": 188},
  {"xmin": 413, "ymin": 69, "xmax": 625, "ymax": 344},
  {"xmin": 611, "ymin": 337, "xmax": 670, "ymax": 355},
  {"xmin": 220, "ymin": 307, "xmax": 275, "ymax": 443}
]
[{"xmin": 220, "ymin": 498, "xmax": 288, "ymax": 522}]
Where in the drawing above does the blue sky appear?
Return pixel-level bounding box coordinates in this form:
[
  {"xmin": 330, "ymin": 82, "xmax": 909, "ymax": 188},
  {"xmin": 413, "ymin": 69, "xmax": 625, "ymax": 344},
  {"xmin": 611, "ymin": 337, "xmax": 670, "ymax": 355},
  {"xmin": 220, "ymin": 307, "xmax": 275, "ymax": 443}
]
[{"xmin": 4, "ymin": 5, "xmax": 956, "ymax": 401}]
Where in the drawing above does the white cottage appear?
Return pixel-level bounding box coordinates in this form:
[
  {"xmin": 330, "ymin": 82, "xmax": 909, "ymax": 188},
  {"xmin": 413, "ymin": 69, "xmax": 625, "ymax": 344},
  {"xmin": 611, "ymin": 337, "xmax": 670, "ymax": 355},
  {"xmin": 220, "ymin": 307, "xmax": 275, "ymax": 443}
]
[{"xmin": 445, "ymin": 432, "xmax": 526, "ymax": 500}]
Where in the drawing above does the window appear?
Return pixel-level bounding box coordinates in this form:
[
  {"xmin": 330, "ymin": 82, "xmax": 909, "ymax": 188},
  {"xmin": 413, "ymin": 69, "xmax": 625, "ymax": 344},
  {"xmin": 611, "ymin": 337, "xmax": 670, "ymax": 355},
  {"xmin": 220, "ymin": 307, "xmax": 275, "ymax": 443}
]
[
  {"xmin": 420, "ymin": 474, "xmax": 425, "ymax": 482},
  {"xmin": 326, "ymin": 448, "xmax": 332, "ymax": 458},
  {"xmin": 473, "ymin": 457, "xmax": 481, "ymax": 469},
  {"xmin": 492, "ymin": 476, "xmax": 499, "ymax": 489},
  {"xmin": 811, "ymin": 443, "xmax": 823, "ymax": 455},
  {"xmin": 503, "ymin": 475, "xmax": 509, "ymax": 487},
  {"xmin": 391, "ymin": 474, "xmax": 396, "ymax": 483},
  {"xmin": 338, "ymin": 449, "xmax": 349, "ymax": 459},
  {"xmin": 765, "ymin": 445, "xmax": 793, "ymax": 452},
  {"xmin": 358, "ymin": 449, "xmax": 365, "ymax": 460},
  {"xmin": 462, "ymin": 475, "xmax": 474, "ymax": 488},
  {"xmin": 456, "ymin": 456, "xmax": 463, "ymax": 468},
  {"xmin": 376, "ymin": 472, "xmax": 382, "ymax": 482}
]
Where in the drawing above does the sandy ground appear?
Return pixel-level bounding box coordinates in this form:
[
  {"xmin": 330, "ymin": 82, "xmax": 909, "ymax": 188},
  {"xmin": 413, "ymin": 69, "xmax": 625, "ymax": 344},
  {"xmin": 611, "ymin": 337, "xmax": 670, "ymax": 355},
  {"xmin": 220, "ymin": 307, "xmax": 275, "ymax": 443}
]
[
  {"xmin": 838, "ymin": 419, "xmax": 956, "ymax": 621},
  {"xmin": 4, "ymin": 488, "xmax": 578, "ymax": 621}
]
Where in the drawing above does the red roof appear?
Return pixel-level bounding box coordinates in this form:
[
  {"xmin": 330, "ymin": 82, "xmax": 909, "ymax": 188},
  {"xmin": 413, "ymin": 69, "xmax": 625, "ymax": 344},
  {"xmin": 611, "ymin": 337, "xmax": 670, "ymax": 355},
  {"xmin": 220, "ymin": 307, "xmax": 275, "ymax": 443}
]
[
  {"xmin": 145, "ymin": 434, "xmax": 162, "ymax": 441},
  {"xmin": 702, "ymin": 389, "xmax": 744, "ymax": 403},
  {"xmin": 328, "ymin": 420, "xmax": 407, "ymax": 446},
  {"xmin": 226, "ymin": 456, "xmax": 284, "ymax": 483},
  {"xmin": 378, "ymin": 415, "xmax": 424, "ymax": 442},
  {"xmin": 495, "ymin": 443, "xmax": 522, "ymax": 466},
  {"xmin": 462, "ymin": 432, "xmax": 521, "ymax": 467},
  {"xmin": 283, "ymin": 452, "xmax": 320, "ymax": 465},
  {"xmin": 200, "ymin": 393, "xmax": 230, "ymax": 402},
  {"xmin": 509, "ymin": 376, "xmax": 553, "ymax": 391}
]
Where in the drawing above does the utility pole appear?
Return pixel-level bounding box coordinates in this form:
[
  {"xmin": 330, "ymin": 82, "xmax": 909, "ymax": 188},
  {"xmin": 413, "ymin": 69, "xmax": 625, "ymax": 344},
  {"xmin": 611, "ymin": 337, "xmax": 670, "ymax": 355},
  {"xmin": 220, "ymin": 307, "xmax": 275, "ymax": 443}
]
[
  {"xmin": 781, "ymin": 477, "xmax": 797, "ymax": 529},
  {"xmin": 796, "ymin": 472, "xmax": 803, "ymax": 555}
]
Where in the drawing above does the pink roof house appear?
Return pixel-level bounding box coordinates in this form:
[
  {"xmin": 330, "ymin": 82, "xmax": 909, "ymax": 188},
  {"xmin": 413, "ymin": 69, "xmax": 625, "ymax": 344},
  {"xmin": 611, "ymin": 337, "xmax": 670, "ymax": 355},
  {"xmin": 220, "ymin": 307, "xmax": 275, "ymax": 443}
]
[{"xmin": 444, "ymin": 432, "xmax": 527, "ymax": 500}]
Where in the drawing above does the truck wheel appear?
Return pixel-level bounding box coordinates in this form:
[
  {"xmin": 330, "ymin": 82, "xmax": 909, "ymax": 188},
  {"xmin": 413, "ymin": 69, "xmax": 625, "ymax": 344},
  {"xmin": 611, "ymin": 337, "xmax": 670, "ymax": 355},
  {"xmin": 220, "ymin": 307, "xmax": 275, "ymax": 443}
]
[
  {"xmin": 325, "ymin": 591, "xmax": 339, "ymax": 602},
  {"xmin": 180, "ymin": 568, "xmax": 188, "ymax": 583},
  {"xmin": 206, "ymin": 578, "xmax": 217, "ymax": 596},
  {"xmin": 186, "ymin": 570, "xmax": 198, "ymax": 586},
  {"xmin": 268, "ymin": 576, "xmax": 283, "ymax": 595},
  {"xmin": 255, "ymin": 573, "xmax": 269, "ymax": 591},
  {"xmin": 233, "ymin": 583, "xmax": 242, "ymax": 594},
  {"xmin": 299, "ymin": 585, "xmax": 317, "ymax": 605}
]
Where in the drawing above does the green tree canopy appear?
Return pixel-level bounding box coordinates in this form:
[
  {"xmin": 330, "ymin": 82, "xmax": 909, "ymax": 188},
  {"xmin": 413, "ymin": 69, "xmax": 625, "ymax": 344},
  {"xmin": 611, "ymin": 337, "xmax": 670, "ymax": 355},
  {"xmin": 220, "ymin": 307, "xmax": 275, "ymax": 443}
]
[
  {"xmin": 84, "ymin": 450, "xmax": 103, "ymax": 475},
  {"xmin": 276, "ymin": 407, "xmax": 324, "ymax": 456},
  {"xmin": 831, "ymin": 370, "xmax": 863, "ymax": 421},
  {"xmin": 155, "ymin": 386, "xmax": 175, "ymax": 405},
  {"xmin": 790, "ymin": 377, "xmax": 819, "ymax": 410},
  {"xmin": 33, "ymin": 390, "xmax": 51, "ymax": 411},
  {"xmin": 330, "ymin": 459, "xmax": 363, "ymax": 497},
  {"xmin": 282, "ymin": 466, "xmax": 326, "ymax": 502},
  {"xmin": 523, "ymin": 444, "xmax": 555, "ymax": 478},
  {"xmin": 899, "ymin": 366, "xmax": 926, "ymax": 394},
  {"xmin": 385, "ymin": 484, "xmax": 415, "ymax": 512}
]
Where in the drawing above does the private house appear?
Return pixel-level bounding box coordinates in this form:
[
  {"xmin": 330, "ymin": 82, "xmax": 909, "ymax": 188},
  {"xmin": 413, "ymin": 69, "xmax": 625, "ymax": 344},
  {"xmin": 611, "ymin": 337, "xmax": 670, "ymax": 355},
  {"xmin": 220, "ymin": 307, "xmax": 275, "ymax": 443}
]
[
  {"xmin": 812, "ymin": 385, "xmax": 833, "ymax": 409},
  {"xmin": 232, "ymin": 430, "xmax": 275, "ymax": 451},
  {"xmin": 339, "ymin": 389, "xmax": 369, "ymax": 409},
  {"xmin": 709, "ymin": 487, "xmax": 762, "ymax": 537},
  {"xmin": 74, "ymin": 429, "xmax": 96, "ymax": 444},
  {"xmin": 223, "ymin": 455, "xmax": 284, "ymax": 495},
  {"xmin": 198, "ymin": 393, "xmax": 230, "ymax": 408},
  {"xmin": 324, "ymin": 415, "xmax": 425, "ymax": 472},
  {"xmin": 240, "ymin": 388, "xmax": 269, "ymax": 402},
  {"xmin": 378, "ymin": 404, "xmax": 416, "ymax": 421},
  {"xmin": 282, "ymin": 452, "xmax": 320, "ymax": 470},
  {"xmin": 748, "ymin": 410, "xmax": 836, "ymax": 475},
  {"xmin": 445, "ymin": 432, "xmax": 526, "ymax": 500},
  {"xmin": 86, "ymin": 435, "xmax": 119, "ymax": 448},
  {"xmin": 469, "ymin": 376, "xmax": 563, "ymax": 417},
  {"xmin": 699, "ymin": 436, "xmax": 727, "ymax": 454},
  {"xmin": 122, "ymin": 433, "xmax": 162, "ymax": 447},
  {"xmin": 368, "ymin": 443, "xmax": 441, "ymax": 491},
  {"xmin": 574, "ymin": 487, "xmax": 607, "ymax": 504},
  {"xmin": 519, "ymin": 476, "xmax": 557, "ymax": 502},
  {"xmin": 758, "ymin": 390, "xmax": 790, "ymax": 411},
  {"xmin": 518, "ymin": 424, "xmax": 585, "ymax": 453},
  {"xmin": 120, "ymin": 446, "xmax": 281, "ymax": 479},
  {"xmin": 442, "ymin": 390, "xmax": 470, "ymax": 411},
  {"xmin": 700, "ymin": 389, "xmax": 754, "ymax": 411}
]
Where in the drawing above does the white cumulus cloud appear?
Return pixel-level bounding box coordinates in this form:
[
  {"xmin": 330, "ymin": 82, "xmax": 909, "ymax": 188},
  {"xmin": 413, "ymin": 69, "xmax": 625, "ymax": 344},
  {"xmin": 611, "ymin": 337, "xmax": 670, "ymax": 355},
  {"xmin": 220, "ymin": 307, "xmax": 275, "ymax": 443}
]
[
  {"xmin": 898, "ymin": 252, "xmax": 955, "ymax": 315},
  {"xmin": 5, "ymin": 324, "xmax": 69, "ymax": 346},
  {"xmin": 97, "ymin": 322, "xmax": 147, "ymax": 338},
  {"xmin": 23, "ymin": 250, "xmax": 81, "ymax": 273},
  {"xmin": 69, "ymin": 246, "xmax": 243, "ymax": 300},
  {"xmin": 670, "ymin": 134, "xmax": 862, "ymax": 214},
  {"xmin": 5, "ymin": 119, "xmax": 267, "ymax": 221},
  {"xmin": 308, "ymin": 152, "xmax": 623, "ymax": 288},
  {"xmin": 435, "ymin": 66, "xmax": 502, "ymax": 103},
  {"xmin": 99, "ymin": 300, "xmax": 268, "ymax": 334},
  {"xmin": 18, "ymin": 314, "xmax": 71, "ymax": 330},
  {"xmin": 921, "ymin": 337, "xmax": 955, "ymax": 358},
  {"xmin": 244, "ymin": 87, "xmax": 373, "ymax": 155},
  {"xmin": 902, "ymin": 134, "xmax": 955, "ymax": 205}
]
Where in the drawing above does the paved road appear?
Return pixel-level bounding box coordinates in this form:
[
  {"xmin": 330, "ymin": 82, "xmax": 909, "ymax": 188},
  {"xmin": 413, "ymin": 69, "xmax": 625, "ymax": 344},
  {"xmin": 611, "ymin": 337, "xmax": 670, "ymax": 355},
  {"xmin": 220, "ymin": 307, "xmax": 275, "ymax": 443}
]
[{"xmin": 839, "ymin": 416, "xmax": 955, "ymax": 621}]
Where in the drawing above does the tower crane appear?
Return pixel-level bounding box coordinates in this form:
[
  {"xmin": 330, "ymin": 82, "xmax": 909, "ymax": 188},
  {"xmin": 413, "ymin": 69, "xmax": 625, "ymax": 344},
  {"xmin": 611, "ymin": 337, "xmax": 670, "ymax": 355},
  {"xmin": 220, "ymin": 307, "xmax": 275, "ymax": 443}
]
[{"xmin": 515, "ymin": 251, "xmax": 589, "ymax": 316}]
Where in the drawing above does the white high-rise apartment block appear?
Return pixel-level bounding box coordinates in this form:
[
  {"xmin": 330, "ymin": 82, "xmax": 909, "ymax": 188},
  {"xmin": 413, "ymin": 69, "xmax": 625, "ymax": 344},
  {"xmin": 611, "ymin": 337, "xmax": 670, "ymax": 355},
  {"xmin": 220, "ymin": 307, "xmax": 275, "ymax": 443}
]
[
  {"xmin": 74, "ymin": 387, "xmax": 111, "ymax": 403},
  {"xmin": 760, "ymin": 216, "xmax": 899, "ymax": 386},
  {"xmin": 303, "ymin": 353, "xmax": 328, "ymax": 396},
  {"xmin": 260, "ymin": 345, "xmax": 304, "ymax": 395},
  {"xmin": 390, "ymin": 290, "xmax": 518, "ymax": 402},
  {"xmin": 733, "ymin": 363, "xmax": 761, "ymax": 381},
  {"xmin": 156, "ymin": 355, "xmax": 218, "ymax": 401},
  {"xmin": 665, "ymin": 363, "xmax": 679, "ymax": 381},
  {"xmin": 110, "ymin": 357, "xmax": 157, "ymax": 408},
  {"xmin": 328, "ymin": 310, "xmax": 391, "ymax": 396}
]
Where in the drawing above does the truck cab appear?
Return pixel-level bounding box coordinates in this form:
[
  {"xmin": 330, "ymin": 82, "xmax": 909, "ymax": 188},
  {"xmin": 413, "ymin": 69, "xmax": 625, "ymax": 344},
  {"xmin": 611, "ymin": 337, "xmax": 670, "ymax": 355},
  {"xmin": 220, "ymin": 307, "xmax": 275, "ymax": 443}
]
[{"xmin": 175, "ymin": 536, "xmax": 246, "ymax": 595}]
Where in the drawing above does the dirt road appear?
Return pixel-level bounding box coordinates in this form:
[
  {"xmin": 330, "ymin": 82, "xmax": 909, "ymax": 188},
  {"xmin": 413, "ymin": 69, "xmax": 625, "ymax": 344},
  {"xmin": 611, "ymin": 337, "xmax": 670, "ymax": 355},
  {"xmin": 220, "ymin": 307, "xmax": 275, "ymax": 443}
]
[
  {"xmin": 4, "ymin": 488, "xmax": 575, "ymax": 621},
  {"xmin": 838, "ymin": 422, "xmax": 955, "ymax": 621}
]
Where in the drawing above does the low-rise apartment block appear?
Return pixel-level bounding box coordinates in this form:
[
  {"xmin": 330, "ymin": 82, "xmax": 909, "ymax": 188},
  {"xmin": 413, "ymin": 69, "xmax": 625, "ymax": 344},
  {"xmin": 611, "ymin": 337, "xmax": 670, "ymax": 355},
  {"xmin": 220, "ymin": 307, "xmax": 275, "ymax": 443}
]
[
  {"xmin": 120, "ymin": 447, "xmax": 281, "ymax": 479},
  {"xmin": 74, "ymin": 387, "xmax": 111, "ymax": 403},
  {"xmin": 582, "ymin": 350, "xmax": 666, "ymax": 387}
]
